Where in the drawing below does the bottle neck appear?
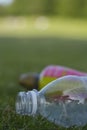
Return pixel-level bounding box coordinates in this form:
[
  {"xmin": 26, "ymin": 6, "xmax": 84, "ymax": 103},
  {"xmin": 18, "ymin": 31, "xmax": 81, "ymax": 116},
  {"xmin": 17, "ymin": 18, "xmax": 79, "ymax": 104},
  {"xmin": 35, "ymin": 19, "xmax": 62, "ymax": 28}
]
[{"xmin": 16, "ymin": 90, "xmax": 38, "ymax": 116}]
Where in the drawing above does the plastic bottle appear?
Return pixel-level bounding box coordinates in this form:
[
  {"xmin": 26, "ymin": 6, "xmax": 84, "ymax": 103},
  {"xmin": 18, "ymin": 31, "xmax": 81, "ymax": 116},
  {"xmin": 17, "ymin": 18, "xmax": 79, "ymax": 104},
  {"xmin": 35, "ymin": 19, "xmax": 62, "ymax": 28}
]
[
  {"xmin": 16, "ymin": 75, "xmax": 87, "ymax": 127},
  {"xmin": 39, "ymin": 65, "xmax": 87, "ymax": 89}
]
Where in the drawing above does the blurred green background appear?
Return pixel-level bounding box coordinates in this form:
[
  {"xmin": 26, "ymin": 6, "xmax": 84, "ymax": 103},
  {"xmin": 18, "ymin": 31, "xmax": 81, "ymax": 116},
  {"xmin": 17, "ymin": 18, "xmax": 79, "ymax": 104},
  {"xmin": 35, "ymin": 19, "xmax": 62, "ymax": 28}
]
[
  {"xmin": 0, "ymin": 0, "xmax": 87, "ymax": 130},
  {"xmin": 0, "ymin": 0, "xmax": 87, "ymax": 17}
]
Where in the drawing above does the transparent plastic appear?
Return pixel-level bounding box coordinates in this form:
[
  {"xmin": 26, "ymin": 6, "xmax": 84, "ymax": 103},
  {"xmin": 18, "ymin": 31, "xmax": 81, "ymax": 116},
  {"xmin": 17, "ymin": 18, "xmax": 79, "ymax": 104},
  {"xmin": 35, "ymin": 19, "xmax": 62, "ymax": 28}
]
[{"xmin": 16, "ymin": 75, "xmax": 87, "ymax": 127}]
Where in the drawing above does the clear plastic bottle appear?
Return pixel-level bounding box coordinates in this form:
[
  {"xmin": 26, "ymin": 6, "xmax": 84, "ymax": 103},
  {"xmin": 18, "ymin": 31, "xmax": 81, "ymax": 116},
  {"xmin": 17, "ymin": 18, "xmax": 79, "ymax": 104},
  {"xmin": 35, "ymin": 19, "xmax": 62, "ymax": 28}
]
[{"xmin": 16, "ymin": 75, "xmax": 87, "ymax": 127}]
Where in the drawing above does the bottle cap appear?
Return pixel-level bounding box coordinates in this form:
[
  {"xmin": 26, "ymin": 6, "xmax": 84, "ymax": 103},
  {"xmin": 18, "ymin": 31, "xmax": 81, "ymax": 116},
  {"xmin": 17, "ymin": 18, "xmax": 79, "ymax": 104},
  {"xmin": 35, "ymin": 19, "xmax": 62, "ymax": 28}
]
[{"xmin": 16, "ymin": 90, "xmax": 38, "ymax": 115}]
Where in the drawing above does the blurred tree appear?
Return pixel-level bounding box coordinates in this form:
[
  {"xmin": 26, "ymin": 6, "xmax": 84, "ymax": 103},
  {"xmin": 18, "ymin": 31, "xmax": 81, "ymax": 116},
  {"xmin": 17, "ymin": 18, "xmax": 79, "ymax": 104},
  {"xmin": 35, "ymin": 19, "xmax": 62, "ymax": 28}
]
[
  {"xmin": 83, "ymin": 0, "xmax": 87, "ymax": 17},
  {"xmin": 43, "ymin": 0, "xmax": 56, "ymax": 15},
  {"xmin": 0, "ymin": 0, "xmax": 87, "ymax": 17},
  {"xmin": 69, "ymin": 0, "xmax": 85, "ymax": 17},
  {"xmin": 57, "ymin": 0, "xmax": 70, "ymax": 17},
  {"xmin": 56, "ymin": 0, "xmax": 86, "ymax": 18}
]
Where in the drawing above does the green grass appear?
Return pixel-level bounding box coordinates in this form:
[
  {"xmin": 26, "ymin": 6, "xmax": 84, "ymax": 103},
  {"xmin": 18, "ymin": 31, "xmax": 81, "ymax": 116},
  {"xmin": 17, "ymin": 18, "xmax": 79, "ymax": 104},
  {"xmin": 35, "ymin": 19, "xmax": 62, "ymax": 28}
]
[
  {"xmin": 0, "ymin": 17, "xmax": 87, "ymax": 40},
  {"xmin": 0, "ymin": 37, "xmax": 87, "ymax": 129}
]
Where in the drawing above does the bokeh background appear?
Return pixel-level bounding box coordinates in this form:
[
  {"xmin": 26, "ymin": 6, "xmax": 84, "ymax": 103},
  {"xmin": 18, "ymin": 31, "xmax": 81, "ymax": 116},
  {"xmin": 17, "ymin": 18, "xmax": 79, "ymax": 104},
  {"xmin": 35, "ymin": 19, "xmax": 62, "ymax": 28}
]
[{"xmin": 0, "ymin": 0, "xmax": 87, "ymax": 130}]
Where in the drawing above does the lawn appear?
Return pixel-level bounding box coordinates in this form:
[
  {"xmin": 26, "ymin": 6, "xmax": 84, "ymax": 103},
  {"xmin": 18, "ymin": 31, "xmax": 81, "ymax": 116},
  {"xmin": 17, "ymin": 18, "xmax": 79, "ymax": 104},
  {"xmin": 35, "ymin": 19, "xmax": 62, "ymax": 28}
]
[
  {"xmin": 0, "ymin": 17, "xmax": 87, "ymax": 130},
  {"xmin": 0, "ymin": 36, "xmax": 87, "ymax": 130},
  {"xmin": 0, "ymin": 17, "xmax": 87, "ymax": 40}
]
